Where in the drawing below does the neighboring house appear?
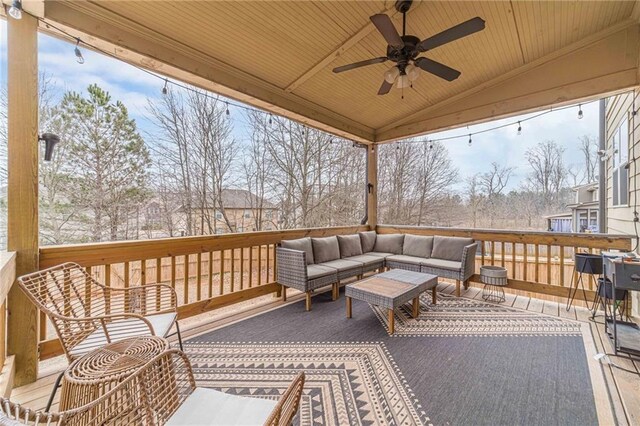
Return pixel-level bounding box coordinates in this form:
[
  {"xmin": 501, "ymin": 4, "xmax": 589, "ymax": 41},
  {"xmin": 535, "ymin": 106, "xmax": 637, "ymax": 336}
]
[
  {"xmin": 545, "ymin": 182, "xmax": 599, "ymax": 233},
  {"xmin": 190, "ymin": 189, "xmax": 279, "ymax": 234},
  {"xmin": 603, "ymin": 90, "xmax": 639, "ymax": 315}
]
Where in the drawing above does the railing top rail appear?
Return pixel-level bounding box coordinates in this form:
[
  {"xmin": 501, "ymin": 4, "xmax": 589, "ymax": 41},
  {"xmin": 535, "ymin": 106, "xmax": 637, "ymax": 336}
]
[
  {"xmin": 0, "ymin": 251, "xmax": 16, "ymax": 302},
  {"xmin": 377, "ymin": 224, "xmax": 633, "ymax": 250},
  {"xmin": 39, "ymin": 225, "xmax": 369, "ymax": 268}
]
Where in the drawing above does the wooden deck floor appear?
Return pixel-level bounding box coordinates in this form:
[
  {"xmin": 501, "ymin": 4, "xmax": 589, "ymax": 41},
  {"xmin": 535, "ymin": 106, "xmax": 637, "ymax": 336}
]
[{"xmin": 11, "ymin": 283, "xmax": 640, "ymax": 425}]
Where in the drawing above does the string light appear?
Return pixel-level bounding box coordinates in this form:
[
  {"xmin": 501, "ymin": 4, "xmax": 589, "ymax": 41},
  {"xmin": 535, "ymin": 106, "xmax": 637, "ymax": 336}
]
[
  {"xmin": 162, "ymin": 79, "xmax": 168, "ymax": 95},
  {"xmin": 74, "ymin": 39, "xmax": 84, "ymax": 64},
  {"xmin": 269, "ymin": 114, "xmax": 273, "ymax": 126},
  {"xmin": 429, "ymin": 141, "xmax": 433, "ymax": 150},
  {"xmin": 18, "ymin": 8, "xmax": 606, "ymax": 152},
  {"xmin": 517, "ymin": 121, "xmax": 522, "ymax": 135},
  {"xmin": 7, "ymin": 0, "xmax": 22, "ymax": 19}
]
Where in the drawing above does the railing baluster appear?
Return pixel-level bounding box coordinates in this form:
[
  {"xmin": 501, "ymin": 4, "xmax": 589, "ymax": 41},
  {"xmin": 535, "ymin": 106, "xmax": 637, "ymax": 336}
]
[
  {"xmin": 230, "ymin": 249, "xmax": 235, "ymax": 293},
  {"xmin": 208, "ymin": 251, "xmax": 213, "ymax": 298},
  {"xmin": 547, "ymin": 244, "xmax": 552, "ymax": 284},
  {"xmin": 219, "ymin": 250, "xmax": 225, "ymax": 295},
  {"xmin": 272, "ymin": 244, "xmax": 277, "ymax": 282},
  {"xmin": 258, "ymin": 245, "xmax": 262, "ymax": 285},
  {"xmin": 171, "ymin": 256, "xmax": 176, "ymax": 293},
  {"xmin": 265, "ymin": 245, "xmax": 270, "ymax": 284},
  {"xmin": 511, "ymin": 243, "xmax": 516, "ymax": 279},
  {"xmin": 534, "ymin": 244, "xmax": 539, "ymax": 283},
  {"xmin": 523, "ymin": 244, "xmax": 528, "ymax": 281},
  {"xmin": 249, "ymin": 246, "xmax": 254, "ymax": 288},
  {"xmin": 500, "ymin": 242, "xmax": 505, "ymax": 267},
  {"xmin": 105, "ymin": 264, "xmax": 111, "ymax": 314},
  {"xmin": 196, "ymin": 253, "xmax": 202, "ymax": 301},
  {"xmin": 240, "ymin": 247, "xmax": 245, "ymax": 290},
  {"xmin": 183, "ymin": 255, "xmax": 189, "ymax": 305},
  {"xmin": 480, "ymin": 241, "xmax": 485, "ymax": 265},
  {"xmin": 559, "ymin": 247, "xmax": 565, "ymax": 286},
  {"xmin": 156, "ymin": 258, "xmax": 162, "ymax": 311},
  {"xmin": 123, "ymin": 262, "xmax": 130, "ymax": 312}
]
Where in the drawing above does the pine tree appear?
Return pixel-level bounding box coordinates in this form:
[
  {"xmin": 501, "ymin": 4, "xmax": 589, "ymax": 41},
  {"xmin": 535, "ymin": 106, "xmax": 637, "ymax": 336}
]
[{"xmin": 60, "ymin": 84, "xmax": 150, "ymax": 241}]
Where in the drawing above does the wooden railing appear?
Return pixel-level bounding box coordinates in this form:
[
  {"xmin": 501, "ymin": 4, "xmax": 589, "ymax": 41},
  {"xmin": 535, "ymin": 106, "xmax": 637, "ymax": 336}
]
[
  {"xmin": 37, "ymin": 226, "xmax": 368, "ymax": 359},
  {"xmin": 378, "ymin": 225, "xmax": 634, "ymax": 299},
  {"xmin": 0, "ymin": 252, "xmax": 16, "ymax": 397}
]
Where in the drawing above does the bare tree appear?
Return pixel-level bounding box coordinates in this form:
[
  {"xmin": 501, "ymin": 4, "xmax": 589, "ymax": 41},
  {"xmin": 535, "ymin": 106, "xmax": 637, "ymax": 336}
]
[
  {"xmin": 478, "ymin": 162, "xmax": 513, "ymax": 227},
  {"xmin": 525, "ymin": 140, "xmax": 566, "ymax": 203}
]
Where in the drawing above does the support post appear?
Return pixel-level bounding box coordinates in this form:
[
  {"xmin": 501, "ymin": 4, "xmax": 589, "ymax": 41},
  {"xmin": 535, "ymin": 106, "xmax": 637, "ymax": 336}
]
[
  {"xmin": 367, "ymin": 145, "xmax": 378, "ymax": 229},
  {"xmin": 6, "ymin": 13, "xmax": 40, "ymax": 386}
]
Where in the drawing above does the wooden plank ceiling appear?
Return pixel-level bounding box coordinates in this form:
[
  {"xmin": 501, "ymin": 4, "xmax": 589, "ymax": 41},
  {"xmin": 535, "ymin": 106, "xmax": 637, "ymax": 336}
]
[{"xmin": 43, "ymin": 0, "xmax": 640, "ymax": 143}]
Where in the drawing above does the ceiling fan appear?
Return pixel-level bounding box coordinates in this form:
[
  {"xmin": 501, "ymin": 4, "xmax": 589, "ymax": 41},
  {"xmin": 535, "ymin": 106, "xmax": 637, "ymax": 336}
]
[{"xmin": 332, "ymin": 0, "xmax": 485, "ymax": 95}]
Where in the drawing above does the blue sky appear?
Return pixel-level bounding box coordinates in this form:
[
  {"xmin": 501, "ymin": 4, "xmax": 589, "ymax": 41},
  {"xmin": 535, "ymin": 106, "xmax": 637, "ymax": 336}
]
[{"xmin": 1, "ymin": 19, "xmax": 601, "ymax": 192}]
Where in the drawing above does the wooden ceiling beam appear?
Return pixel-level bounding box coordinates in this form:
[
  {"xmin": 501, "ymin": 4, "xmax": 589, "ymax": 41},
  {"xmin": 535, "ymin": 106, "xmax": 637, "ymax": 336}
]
[
  {"xmin": 375, "ymin": 21, "xmax": 640, "ymax": 142},
  {"xmin": 284, "ymin": 2, "xmax": 400, "ymax": 94},
  {"xmin": 43, "ymin": 0, "xmax": 376, "ymax": 143}
]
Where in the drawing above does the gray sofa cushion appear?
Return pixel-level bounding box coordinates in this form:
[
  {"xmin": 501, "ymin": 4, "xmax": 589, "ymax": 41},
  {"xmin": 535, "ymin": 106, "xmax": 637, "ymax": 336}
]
[
  {"xmin": 373, "ymin": 234, "xmax": 404, "ymax": 254},
  {"xmin": 337, "ymin": 234, "xmax": 363, "ymax": 258},
  {"xmin": 344, "ymin": 254, "xmax": 385, "ymax": 267},
  {"xmin": 387, "ymin": 254, "xmax": 426, "ymax": 266},
  {"xmin": 421, "ymin": 258, "xmax": 462, "ymax": 271},
  {"xmin": 307, "ymin": 264, "xmax": 338, "ymax": 280},
  {"xmin": 319, "ymin": 259, "xmax": 362, "ymax": 272},
  {"xmin": 403, "ymin": 234, "xmax": 433, "ymax": 258},
  {"xmin": 281, "ymin": 237, "xmax": 314, "ymax": 265},
  {"xmin": 359, "ymin": 231, "xmax": 377, "ymax": 253},
  {"xmin": 367, "ymin": 252, "xmax": 394, "ymax": 258},
  {"xmin": 312, "ymin": 236, "xmax": 341, "ymax": 264},
  {"xmin": 431, "ymin": 236, "xmax": 474, "ymax": 262}
]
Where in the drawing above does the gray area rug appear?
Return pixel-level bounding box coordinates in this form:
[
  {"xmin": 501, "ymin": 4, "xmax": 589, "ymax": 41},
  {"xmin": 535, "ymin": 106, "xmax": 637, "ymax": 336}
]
[{"xmin": 186, "ymin": 290, "xmax": 598, "ymax": 426}]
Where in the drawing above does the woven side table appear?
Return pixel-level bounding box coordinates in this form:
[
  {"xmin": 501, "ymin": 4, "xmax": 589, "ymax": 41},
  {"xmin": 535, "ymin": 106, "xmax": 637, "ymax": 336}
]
[
  {"xmin": 480, "ymin": 265, "xmax": 508, "ymax": 303},
  {"xmin": 59, "ymin": 336, "xmax": 169, "ymax": 411}
]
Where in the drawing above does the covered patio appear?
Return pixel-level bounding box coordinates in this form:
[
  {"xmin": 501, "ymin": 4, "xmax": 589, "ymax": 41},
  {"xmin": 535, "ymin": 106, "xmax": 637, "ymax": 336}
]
[{"xmin": 2, "ymin": 0, "xmax": 640, "ymax": 424}]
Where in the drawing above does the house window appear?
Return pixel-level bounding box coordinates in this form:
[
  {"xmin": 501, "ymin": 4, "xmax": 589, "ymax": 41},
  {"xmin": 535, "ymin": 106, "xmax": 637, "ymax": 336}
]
[
  {"xmin": 265, "ymin": 210, "xmax": 273, "ymax": 220},
  {"xmin": 243, "ymin": 209, "xmax": 251, "ymax": 219},
  {"xmin": 612, "ymin": 117, "xmax": 629, "ymax": 206},
  {"xmin": 215, "ymin": 211, "xmax": 223, "ymax": 220}
]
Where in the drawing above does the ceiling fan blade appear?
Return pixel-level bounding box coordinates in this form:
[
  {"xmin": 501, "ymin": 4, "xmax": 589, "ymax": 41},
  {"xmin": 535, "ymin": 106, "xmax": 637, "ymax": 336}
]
[
  {"xmin": 370, "ymin": 14, "xmax": 404, "ymax": 48},
  {"xmin": 418, "ymin": 17, "xmax": 485, "ymax": 52},
  {"xmin": 415, "ymin": 57, "xmax": 461, "ymax": 81},
  {"xmin": 378, "ymin": 79, "xmax": 393, "ymax": 95},
  {"xmin": 333, "ymin": 57, "xmax": 387, "ymax": 73}
]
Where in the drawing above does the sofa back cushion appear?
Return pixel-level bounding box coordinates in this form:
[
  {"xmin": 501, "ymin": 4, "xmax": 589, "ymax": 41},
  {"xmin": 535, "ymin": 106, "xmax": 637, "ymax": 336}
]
[
  {"xmin": 312, "ymin": 236, "xmax": 341, "ymax": 263},
  {"xmin": 281, "ymin": 237, "xmax": 314, "ymax": 265},
  {"xmin": 373, "ymin": 234, "xmax": 405, "ymax": 254},
  {"xmin": 359, "ymin": 231, "xmax": 377, "ymax": 253},
  {"xmin": 431, "ymin": 236, "xmax": 474, "ymax": 262},
  {"xmin": 337, "ymin": 235, "xmax": 363, "ymax": 258},
  {"xmin": 403, "ymin": 234, "xmax": 434, "ymax": 258}
]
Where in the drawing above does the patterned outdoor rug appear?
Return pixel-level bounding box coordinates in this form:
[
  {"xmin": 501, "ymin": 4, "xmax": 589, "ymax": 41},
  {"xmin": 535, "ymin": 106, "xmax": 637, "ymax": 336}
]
[
  {"xmin": 185, "ymin": 341, "xmax": 430, "ymax": 426},
  {"xmin": 370, "ymin": 293, "xmax": 584, "ymax": 337}
]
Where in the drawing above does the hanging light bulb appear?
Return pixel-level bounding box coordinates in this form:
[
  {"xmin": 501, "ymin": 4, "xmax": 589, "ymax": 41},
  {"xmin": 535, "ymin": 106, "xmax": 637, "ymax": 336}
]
[
  {"xmin": 225, "ymin": 102, "xmax": 230, "ymax": 118},
  {"xmin": 384, "ymin": 66, "xmax": 400, "ymax": 84},
  {"xmin": 8, "ymin": 0, "xmax": 22, "ymax": 19},
  {"xmin": 329, "ymin": 138, "xmax": 334, "ymax": 144},
  {"xmin": 468, "ymin": 134, "xmax": 472, "ymax": 146},
  {"xmin": 162, "ymin": 79, "xmax": 168, "ymax": 95},
  {"xmin": 517, "ymin": 121, "xmax": 522, "ymax": 135},
  {"xmin": 268, "ymin": 114, "xmax": 273, "ymax": 126},
  {"xmin": 74, "ymin": 39, "xmax": 85, "ymax": 64},
  {"xmin": 406, "ymin": 63, "xmax": 420, "ymax": 82},
  {"xmin": 429, "ymin": 141, "xmax": 433, "ymax": 150},
  {"xmin": 578, "ymin": 104, "xmax": 583, "ymax": 119}
]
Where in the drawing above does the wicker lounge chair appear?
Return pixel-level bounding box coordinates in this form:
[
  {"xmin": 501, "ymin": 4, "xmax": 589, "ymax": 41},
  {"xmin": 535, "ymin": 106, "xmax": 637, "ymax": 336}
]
[
  {"xmin": 0, "ymin": 350, "xmax": 305, "ymax": 426},
  {"xmin": 17, "ymin": 262, "xmax": 183, "ymax": 410}
]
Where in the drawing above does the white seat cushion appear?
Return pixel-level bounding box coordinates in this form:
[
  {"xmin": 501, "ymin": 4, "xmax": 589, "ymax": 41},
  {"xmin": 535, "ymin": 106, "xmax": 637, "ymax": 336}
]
[
  {"xmin": 69, "ymin": 312, "xmax": 177, "ymax": 358},
  {"xmin": 166, "ymin": 387, "xmax": 277, "ymax": 426}
]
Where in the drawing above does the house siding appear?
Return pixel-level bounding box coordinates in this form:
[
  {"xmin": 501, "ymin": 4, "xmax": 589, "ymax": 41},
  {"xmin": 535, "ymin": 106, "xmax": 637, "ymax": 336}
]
[{"xmin": 604, "ymin": 89, "xmax": 639, "ymax": 315}]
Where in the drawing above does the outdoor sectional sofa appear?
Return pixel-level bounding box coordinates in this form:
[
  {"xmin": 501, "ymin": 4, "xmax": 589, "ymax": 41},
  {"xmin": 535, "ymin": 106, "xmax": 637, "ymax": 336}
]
[{"xmin": 275, "ymin": 231, "xmax": 478, "ymax": 311}]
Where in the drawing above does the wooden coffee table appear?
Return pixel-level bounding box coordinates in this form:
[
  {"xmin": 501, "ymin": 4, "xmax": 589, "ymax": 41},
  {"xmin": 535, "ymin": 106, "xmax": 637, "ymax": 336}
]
[{"xmin": 345, "ymin": 269, "xmax": 438, "ymax": 334}]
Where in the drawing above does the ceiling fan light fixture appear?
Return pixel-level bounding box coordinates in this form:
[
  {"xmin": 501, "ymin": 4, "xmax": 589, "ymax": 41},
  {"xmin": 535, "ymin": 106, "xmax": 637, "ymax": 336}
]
[
  {"xmin": 406, "ymin": 64, "xmax": 420, "ymax": 81},
  {"xmin": 384, "ymin": 66, "xmax": 400, "ymax": 84},
  {"xmin": 396, "ymin": 74, "xmax": 411, "ymax": 89}
]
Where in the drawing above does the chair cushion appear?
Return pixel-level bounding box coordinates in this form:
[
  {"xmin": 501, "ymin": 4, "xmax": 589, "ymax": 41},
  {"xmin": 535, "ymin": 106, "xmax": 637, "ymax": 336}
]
[
  {"xmin": 166, "ymin": 387, "xmax": 277, "ymax": 426},
  {"xmin": 373, "ymin": 234, "xmax": 404, "ymax": 254},
  {"xmin": 281, "ymin": 237, "xmax": 314, "ymax": 265},
  {"xmin": 403, "ymin": 235, "xmax": 433, "ymax": 258},
  {"xmin": 69, "ymin": 313, "xmax": 177, "ymax": 358},
  {"xmin": 431, "ymin": 236, "xmax": 474, "ymax": 262},
  {"xmin": 337, "ymin": 234, "xmax": 363, "ymax": 258},
  {"xmin": 421, "ymin": 258, "xmax": 463, "ymax": 272},
  {"xmin": 307, "ymin": 264, "xmax": 337, "ymax": 280},
  {"xmin": 344, "ymin": 254, "xmax": 385, "ymax": 267},
  {"xmin": 319, "ymin": 259, "xmax": 362, "ymax": 272},
  {"xmin": 387, "ymin": 254, "xmax": 426, "ymax": 266},
  {"xmin": 366, "ymin": 252, "xmax": 394, "ymax": 258},
  {"xmin": 359, "ymin": 231, "xmax": 377, "ymax": 253},
  {"xmin": 312, "ymin": 236, "xmax": 341, "ymax": 263}
]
